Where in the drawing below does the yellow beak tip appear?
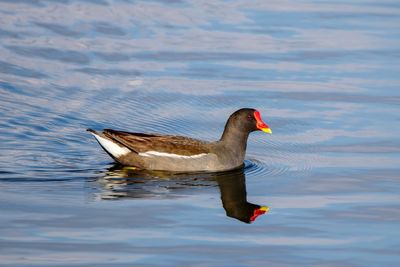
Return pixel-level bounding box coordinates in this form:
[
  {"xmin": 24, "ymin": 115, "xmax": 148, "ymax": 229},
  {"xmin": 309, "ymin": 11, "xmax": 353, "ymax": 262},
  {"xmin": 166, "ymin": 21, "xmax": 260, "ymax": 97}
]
[
  {"xmin": 261, "ymin": 128, "xmax": 272, "ymax": 134},
  {"xmin": 260, "ymin": 206, "xmax": 270, "ymax": 212}
]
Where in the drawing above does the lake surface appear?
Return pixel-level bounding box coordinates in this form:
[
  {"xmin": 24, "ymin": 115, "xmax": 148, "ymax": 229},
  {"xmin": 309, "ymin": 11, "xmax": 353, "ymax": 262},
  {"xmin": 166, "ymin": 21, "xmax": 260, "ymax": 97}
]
[{"xmin": 1, "ymin": 0, "xmax": 400, "ymax": 266}]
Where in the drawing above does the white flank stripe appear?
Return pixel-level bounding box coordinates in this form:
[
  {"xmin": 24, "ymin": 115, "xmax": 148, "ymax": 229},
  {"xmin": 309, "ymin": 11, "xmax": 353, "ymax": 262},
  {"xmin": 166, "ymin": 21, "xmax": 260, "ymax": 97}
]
[
  {"xmin": 139, "ymin": 151, "xmax": 207, "ymax": 159},
  {"xmin": 91, "ymin": 133, "xmax": 130, "ymax": 158}
]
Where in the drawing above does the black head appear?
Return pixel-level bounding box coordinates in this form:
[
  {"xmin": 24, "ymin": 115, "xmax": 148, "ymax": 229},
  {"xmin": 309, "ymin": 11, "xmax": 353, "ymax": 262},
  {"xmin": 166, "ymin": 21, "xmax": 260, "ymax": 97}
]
[{"xmin": 226, "ymin": 108, "xmax": 272, "ymax": 134}]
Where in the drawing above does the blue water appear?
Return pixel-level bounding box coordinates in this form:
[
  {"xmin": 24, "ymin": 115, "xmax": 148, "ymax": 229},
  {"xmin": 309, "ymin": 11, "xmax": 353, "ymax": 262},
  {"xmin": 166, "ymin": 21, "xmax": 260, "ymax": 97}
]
[{"xmin": 1, "ymin": 1, "xmax": 400, "ymax": 266}]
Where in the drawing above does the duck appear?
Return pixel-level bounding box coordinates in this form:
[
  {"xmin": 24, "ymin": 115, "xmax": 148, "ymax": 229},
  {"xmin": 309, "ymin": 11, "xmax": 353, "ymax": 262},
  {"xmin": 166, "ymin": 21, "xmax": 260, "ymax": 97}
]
[{"xmin": 87, "ymin": 108, "xmax": 272, "ymax": 172}]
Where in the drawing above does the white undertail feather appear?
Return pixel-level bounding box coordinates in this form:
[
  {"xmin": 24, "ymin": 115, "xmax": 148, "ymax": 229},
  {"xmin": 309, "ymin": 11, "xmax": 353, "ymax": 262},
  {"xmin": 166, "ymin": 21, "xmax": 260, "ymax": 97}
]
[
  {"xmin": 90, "ymin": 132, "xmax": 130, "ymax": 158},
  {"xmin": 139, "ymin": 151, "xmax": 208, "ymax": 159}
]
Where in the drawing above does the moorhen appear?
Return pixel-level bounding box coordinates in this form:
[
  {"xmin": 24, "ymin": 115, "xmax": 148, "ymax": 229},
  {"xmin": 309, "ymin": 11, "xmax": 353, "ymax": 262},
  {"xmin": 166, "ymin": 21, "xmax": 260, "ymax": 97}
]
[{"xmin": 87, "ymin": 108, "xmax": 271, "ymax": 172}]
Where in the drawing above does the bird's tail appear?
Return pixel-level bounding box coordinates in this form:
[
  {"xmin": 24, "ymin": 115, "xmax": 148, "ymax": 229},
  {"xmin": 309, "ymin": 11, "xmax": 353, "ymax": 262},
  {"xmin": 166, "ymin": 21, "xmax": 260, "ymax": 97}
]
[{"xmin": 87, "ymin": 128, "xmax": 130, "ymax": 159}]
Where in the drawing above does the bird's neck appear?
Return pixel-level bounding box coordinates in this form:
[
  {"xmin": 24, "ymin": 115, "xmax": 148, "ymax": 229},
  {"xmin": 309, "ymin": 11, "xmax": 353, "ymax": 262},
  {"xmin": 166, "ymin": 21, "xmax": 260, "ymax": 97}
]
[{"xmin": 219, "ymin": 123, "xmax": 250, "ymax": 159}]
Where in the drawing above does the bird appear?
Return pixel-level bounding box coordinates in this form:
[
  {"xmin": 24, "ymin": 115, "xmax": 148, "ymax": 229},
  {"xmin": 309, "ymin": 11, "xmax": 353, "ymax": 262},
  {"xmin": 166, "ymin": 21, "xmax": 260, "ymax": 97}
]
[{"xmin": 87, "ymin": 108, "xmax": 272, "ymax": 172}]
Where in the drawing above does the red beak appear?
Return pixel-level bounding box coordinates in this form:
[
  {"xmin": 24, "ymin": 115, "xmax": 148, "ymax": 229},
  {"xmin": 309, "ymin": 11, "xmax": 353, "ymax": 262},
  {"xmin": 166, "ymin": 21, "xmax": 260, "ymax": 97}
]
[
  {"xmin": 250, "ymin": 206, "xmax": 269, "ymax": 222},
  {"xmin": 254, "ymin": 110, "xmax": 272, "ymax": 134}
]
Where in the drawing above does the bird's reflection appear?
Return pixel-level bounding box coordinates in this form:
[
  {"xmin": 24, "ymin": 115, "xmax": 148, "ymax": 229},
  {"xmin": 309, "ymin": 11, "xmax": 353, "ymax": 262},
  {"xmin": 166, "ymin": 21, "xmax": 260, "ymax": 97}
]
[{"xmin": 94, "ymin": 164, "xmax": 269, "ymax": 223}]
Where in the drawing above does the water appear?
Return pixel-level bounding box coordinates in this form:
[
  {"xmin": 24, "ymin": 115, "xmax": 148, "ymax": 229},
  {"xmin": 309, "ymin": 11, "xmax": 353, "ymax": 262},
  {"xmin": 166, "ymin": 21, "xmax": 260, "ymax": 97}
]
[{"xmin": 1, "ymin": 0, "xmax": 400, "ymax": 266}]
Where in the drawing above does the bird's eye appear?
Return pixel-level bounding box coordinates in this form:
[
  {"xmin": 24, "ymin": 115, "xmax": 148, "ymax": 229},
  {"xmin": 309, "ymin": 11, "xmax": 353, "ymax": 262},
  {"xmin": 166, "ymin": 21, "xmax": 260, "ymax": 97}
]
[{"xmin": 247, "ymin": 114, "xmax": 253, "ymax": 120}]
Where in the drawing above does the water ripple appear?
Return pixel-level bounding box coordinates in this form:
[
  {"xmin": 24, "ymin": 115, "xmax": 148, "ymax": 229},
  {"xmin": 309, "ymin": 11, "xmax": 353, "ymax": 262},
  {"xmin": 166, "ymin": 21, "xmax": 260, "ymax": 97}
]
[
  {"xmin": 244, "ymin": 158, "xmax": 290, "ymax": 177},
  {"xmin": 6, "ymin": 45, "xmax": 90, "ymax": 65}
]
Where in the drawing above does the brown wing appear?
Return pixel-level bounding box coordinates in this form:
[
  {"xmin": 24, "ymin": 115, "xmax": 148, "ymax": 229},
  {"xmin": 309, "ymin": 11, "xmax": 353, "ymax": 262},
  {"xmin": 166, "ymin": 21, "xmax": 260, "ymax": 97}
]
[{"xmin": 103, "ymin": 129, "xmax": 211, "ymax": 156}]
